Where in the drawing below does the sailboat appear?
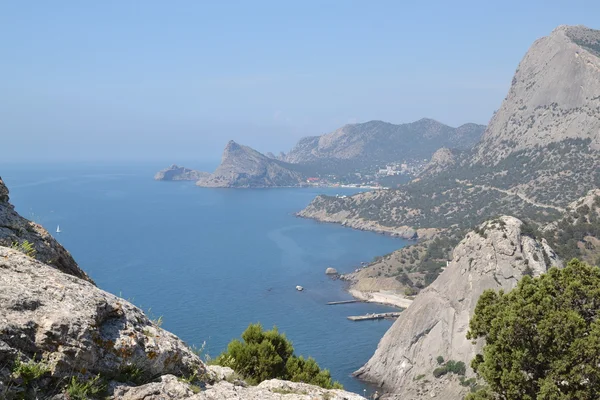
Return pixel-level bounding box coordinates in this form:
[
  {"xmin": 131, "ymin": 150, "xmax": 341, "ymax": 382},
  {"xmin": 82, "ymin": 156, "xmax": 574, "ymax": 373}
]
[{"xmin": 56, "ymin": 225, "xmax": 61, "ymax": 233}]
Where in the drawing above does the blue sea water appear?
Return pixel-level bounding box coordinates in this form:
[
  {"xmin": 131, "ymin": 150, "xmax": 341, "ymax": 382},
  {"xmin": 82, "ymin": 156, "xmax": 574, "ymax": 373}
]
[{"xmin": 1, "ymin": 162, "xmax": 407, "ymax": 395}]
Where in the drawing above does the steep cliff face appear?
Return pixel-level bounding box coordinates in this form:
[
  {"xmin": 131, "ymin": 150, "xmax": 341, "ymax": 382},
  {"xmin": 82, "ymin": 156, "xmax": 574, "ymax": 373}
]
[
  {"xmin": 0, "ymin": 177, "xmax": 93, "ymax": 283},
  {"xmin": 285, "ymin": 119, "xmax": 485, "ymax": 166},
  {"xmin": 196, "ymin": 141, "xmax": 305, "ymax": 188},
  {"xmin": 355, "ymin": 216, "xmax": 561, "ymax": 399},
  {"xmin": 474, "ymin": 25, "xmax": 600, "ymax": 164},
  {"xmin": 154, "ymin": 165, "xmax": 210, "ymax": 181}
]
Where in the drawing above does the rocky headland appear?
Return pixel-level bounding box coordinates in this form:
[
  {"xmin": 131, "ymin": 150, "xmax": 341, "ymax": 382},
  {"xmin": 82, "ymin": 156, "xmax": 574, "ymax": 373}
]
[{"xmin": 195, "ymin": 141, "xmax": 306, "ymax": 188}]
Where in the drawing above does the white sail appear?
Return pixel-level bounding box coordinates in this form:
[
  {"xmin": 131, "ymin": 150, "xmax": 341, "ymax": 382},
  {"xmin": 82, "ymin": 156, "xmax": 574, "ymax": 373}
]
[{"xmin": 56, "ymin": 225, "xmax": 61, "ymax": 233}]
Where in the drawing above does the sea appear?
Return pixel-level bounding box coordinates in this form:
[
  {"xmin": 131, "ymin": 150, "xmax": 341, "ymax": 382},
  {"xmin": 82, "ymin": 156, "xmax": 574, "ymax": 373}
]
[{"xmin": 0, "ymin": 161, "xmax": 408, "ymax": 395}]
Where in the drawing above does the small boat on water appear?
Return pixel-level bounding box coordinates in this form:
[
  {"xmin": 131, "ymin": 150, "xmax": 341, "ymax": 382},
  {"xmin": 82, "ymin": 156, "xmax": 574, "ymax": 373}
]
[
  {"xmin": 56, "ymin": 225, "xmax": 61, "ymax": 233},
  {"xmin": 296, "ymin": 285, "xmax": 304, "ymax": 291}
]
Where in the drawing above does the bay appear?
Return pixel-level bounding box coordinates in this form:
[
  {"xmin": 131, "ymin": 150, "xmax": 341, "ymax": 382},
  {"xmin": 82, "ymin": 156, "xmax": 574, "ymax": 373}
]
[{"xmin": 1, "ymin": 162, "xmax": 407, "ymax": 395}]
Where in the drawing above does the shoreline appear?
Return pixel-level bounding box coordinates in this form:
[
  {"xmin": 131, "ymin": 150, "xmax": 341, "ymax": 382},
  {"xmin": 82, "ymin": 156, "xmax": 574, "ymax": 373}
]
[{"xmin": 347, "ymin": 288, "xmax": 414, "ymax": 309}]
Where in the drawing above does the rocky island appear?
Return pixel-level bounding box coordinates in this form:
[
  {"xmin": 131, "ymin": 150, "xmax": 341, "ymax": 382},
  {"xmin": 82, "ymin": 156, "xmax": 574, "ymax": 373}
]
[{"xmin": 154, "ymin": 165, "xmax": 210, "ymax": 181}]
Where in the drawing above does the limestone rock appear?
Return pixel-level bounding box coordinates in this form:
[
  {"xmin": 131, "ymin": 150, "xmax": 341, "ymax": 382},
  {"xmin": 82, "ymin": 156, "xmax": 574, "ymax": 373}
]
[
  {"xmin": 154, "ymin": 165, "xmax": 210, "ymax": 181},
  {"xmin": 0, "ymin": 247, "xmax": 205, "ymax": 385},
  {"xmin": 0, "ymin": 176, "xmax": 92, "ymax": 283},
  {"xmin": 113, "ymin": 376, "xmax": 366, "ymax": 400},
  {"xmin": 355, "ymin": 216, "xmax": 560, "ymax": 399},
  {"xmin": 474, "ymin": 25, "xmax": 600, "ymax": 164},
  {"xmin": 196, "ymin": 141, "xmax": 305, "ymax": 188},
  {"xmin": 325, "ymin": 267, "xmax": 338, "ymax": 275}
]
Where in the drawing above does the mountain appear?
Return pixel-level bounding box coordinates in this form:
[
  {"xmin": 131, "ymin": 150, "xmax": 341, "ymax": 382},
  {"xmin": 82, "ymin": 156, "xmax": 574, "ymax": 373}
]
[
  {"xmin": 299, "ymin": 25, "xmax": 600, "ymax": 237},
  {"xmin": 354, "ymin": 217, "xmax": 561, "ymax": 398},
  {"xmin": 284, "ymin": 119, "xmax": 485, "ymax": 167},
  {"xmin": 154, "ymin": 164, "xmax": 210, "ymax": 181},
  {"xmin": 473, "ymin": 25, "xmax": 600, "ymax": 165},
  {"xmin": 196, "ymin": 140, "xmax": 305, "ymax": 188}
]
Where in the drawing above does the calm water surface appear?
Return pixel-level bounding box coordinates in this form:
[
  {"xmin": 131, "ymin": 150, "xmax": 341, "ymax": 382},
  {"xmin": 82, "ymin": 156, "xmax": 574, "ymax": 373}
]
[{"xmin": 1, "ymin": 162, "xmax": 407, "ymax": 394}]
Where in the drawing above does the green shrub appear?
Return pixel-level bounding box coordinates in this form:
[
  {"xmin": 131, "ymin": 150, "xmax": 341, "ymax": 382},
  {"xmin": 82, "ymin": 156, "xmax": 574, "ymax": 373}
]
[
  {"xmin": 436, "ymin": 355, "xmax": 444, "ymax": 365},
  {"xmin": 10, "ymin": 240, "xmax": 37, "ymax": 258},
  {"xmin": 65, "ymin": 375, "xmax": 106, "ymax": 400},
  {"xmin": 11, "ymin": 356, "xmax": 50, "ymax": 386},
  {"xmin": 215, "ymin": 323, "xmax": 342, "ymax": 389},
  {"xmin": 446, "ymin": 360, "xmax": 466, "ymax": 375},
  {"xmin": 432, "ymin": 367, "xmax": 448, "ymax": 378}
]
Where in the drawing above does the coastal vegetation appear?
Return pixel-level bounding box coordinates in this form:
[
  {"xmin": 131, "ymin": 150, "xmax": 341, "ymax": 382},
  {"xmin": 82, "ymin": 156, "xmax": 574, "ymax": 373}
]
[
  {"xmin": 214, "ymin": 323, "xmax": 342, "ymax": 389},
  {"xmin": 467, "ymin": 259, "xmax": 600, "ymax": 399}
]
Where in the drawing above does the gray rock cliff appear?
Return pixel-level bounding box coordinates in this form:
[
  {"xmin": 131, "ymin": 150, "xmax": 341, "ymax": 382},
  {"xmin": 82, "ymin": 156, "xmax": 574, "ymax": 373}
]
[
  {"xmin": 355, "ymin": 216, "xmax": 561, "ymax": 399},
  {"xmin": 474, "ymin": 25, "xmax": 600, "ymax": 164},
  {"xmin": 0, "ymin": 176, "xmax": 92, "ymax": 283},
  {"xmin": 196, "ymin": 141, "xmax": 305, "ymax": 188},
  {"xmin": 154, "ymin": 165, "xmax": 210, "ymax": 181}
]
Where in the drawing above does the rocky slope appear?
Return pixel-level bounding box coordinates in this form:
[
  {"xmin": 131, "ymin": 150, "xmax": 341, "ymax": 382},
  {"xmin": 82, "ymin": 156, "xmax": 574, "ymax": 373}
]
[
  {"xmin": 355, "ymin": 216, "xmax": 561, "ymax": 399},
  {"xmin": 154, "ymin": 165, "xmax": 210, "ymax": 181},
  {"xmin": 196, "ymin": 141, "xmax": 305, "ymax": 188},
  {"xmin": 473, "ymin": 25, "xmax": 600, "ymax": 164},
  {"xmin": 0, "ymin": 177, "xmax": 93, "ymax": 283},
  {"xmin": 284, "ymin": 119, "xmax": 485, "ymax": 167}
]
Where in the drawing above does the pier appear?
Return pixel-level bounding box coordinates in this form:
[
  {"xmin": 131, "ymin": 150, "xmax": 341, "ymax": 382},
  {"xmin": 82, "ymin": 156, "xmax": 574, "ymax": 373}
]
[
  {"xmin": 326, "ymin": 300, "xmax": 366, "ymax": 305},
  {"xmin": 347, "ymin": 312, "xmax": 402, "ymax": 321}
]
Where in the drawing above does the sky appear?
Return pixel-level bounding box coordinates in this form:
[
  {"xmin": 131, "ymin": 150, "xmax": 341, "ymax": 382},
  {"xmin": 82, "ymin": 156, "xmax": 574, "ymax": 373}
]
[{"xmin": 1, "ymin": 0, "xmax": 599, "ymax": 163}]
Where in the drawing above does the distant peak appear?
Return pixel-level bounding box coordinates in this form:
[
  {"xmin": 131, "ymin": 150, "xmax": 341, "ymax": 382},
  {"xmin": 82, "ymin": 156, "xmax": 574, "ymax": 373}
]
[{"xmin": 224, "ymin": 140, "xmax": 242, "ymax": 151}]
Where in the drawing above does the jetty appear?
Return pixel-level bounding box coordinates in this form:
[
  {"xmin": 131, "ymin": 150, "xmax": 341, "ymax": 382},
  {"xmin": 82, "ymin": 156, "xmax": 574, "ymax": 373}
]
[
  {"xmin": 347, "ymin": 312, "xmax": 402, "ymax": 321},
  {"xmin": 326, "ymin": 300, "xmax": 366, "ymax": 305}
]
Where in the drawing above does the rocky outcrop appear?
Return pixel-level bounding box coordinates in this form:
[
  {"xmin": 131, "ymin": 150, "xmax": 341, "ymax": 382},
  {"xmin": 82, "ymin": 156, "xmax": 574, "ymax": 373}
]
[
  {"xmin": 196, "ymin": 141, "xmax": 305, "ymax": 188},
  {"xmin": 113, "ymin": 375, "xmax": 365, "ymax": 400},
  {"xmin": 0, "ymin": 247, "xmax": 205, "ymax": 389},
  {"xmin": 284, "ymin": 119, "xmax": 485, "ymax": 166},
  {"xmin": 473, "ymin": 25, "xmax": 600, "ymax": 164},
  {"xmin": 154, "ymin": 165, "xmax": 210, "ymax": 181},
  {"xmin": 417, "ymin": 147, "xmax": 457, "ymax": 177},
  {"xmin": 355, "ymin": 216, "xmax": 561, "ymax": 399},
  {"xmin": 0, "ymin": 177, "xmax": 92, "ymax": 283}
]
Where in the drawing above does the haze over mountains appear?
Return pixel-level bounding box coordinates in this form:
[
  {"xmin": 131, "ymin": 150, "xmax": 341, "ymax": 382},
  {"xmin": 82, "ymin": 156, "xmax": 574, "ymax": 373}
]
[{"xmin": 156, "ymin": 119, "xmax": 486, "ymax": 187}]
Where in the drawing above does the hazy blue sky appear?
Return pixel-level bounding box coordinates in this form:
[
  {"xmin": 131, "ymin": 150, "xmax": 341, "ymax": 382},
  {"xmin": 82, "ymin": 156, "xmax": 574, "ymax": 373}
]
[{"xmin": 1, "ymin": 1, "xmax": 598, "ymax": 162}]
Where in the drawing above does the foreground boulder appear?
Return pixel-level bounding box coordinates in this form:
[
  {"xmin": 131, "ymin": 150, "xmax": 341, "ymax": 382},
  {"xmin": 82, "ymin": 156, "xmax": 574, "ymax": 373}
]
[
  {"xmin": 0, "ymin": 177, "xmax": 92, "ymax": 283},
  {"xmin": 355, "ymin": 216, "xmax": 561, "ymax": 399},
  {"xmin": 0, "ymin": 246, "xmax": 205, "ymax": 391}
]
